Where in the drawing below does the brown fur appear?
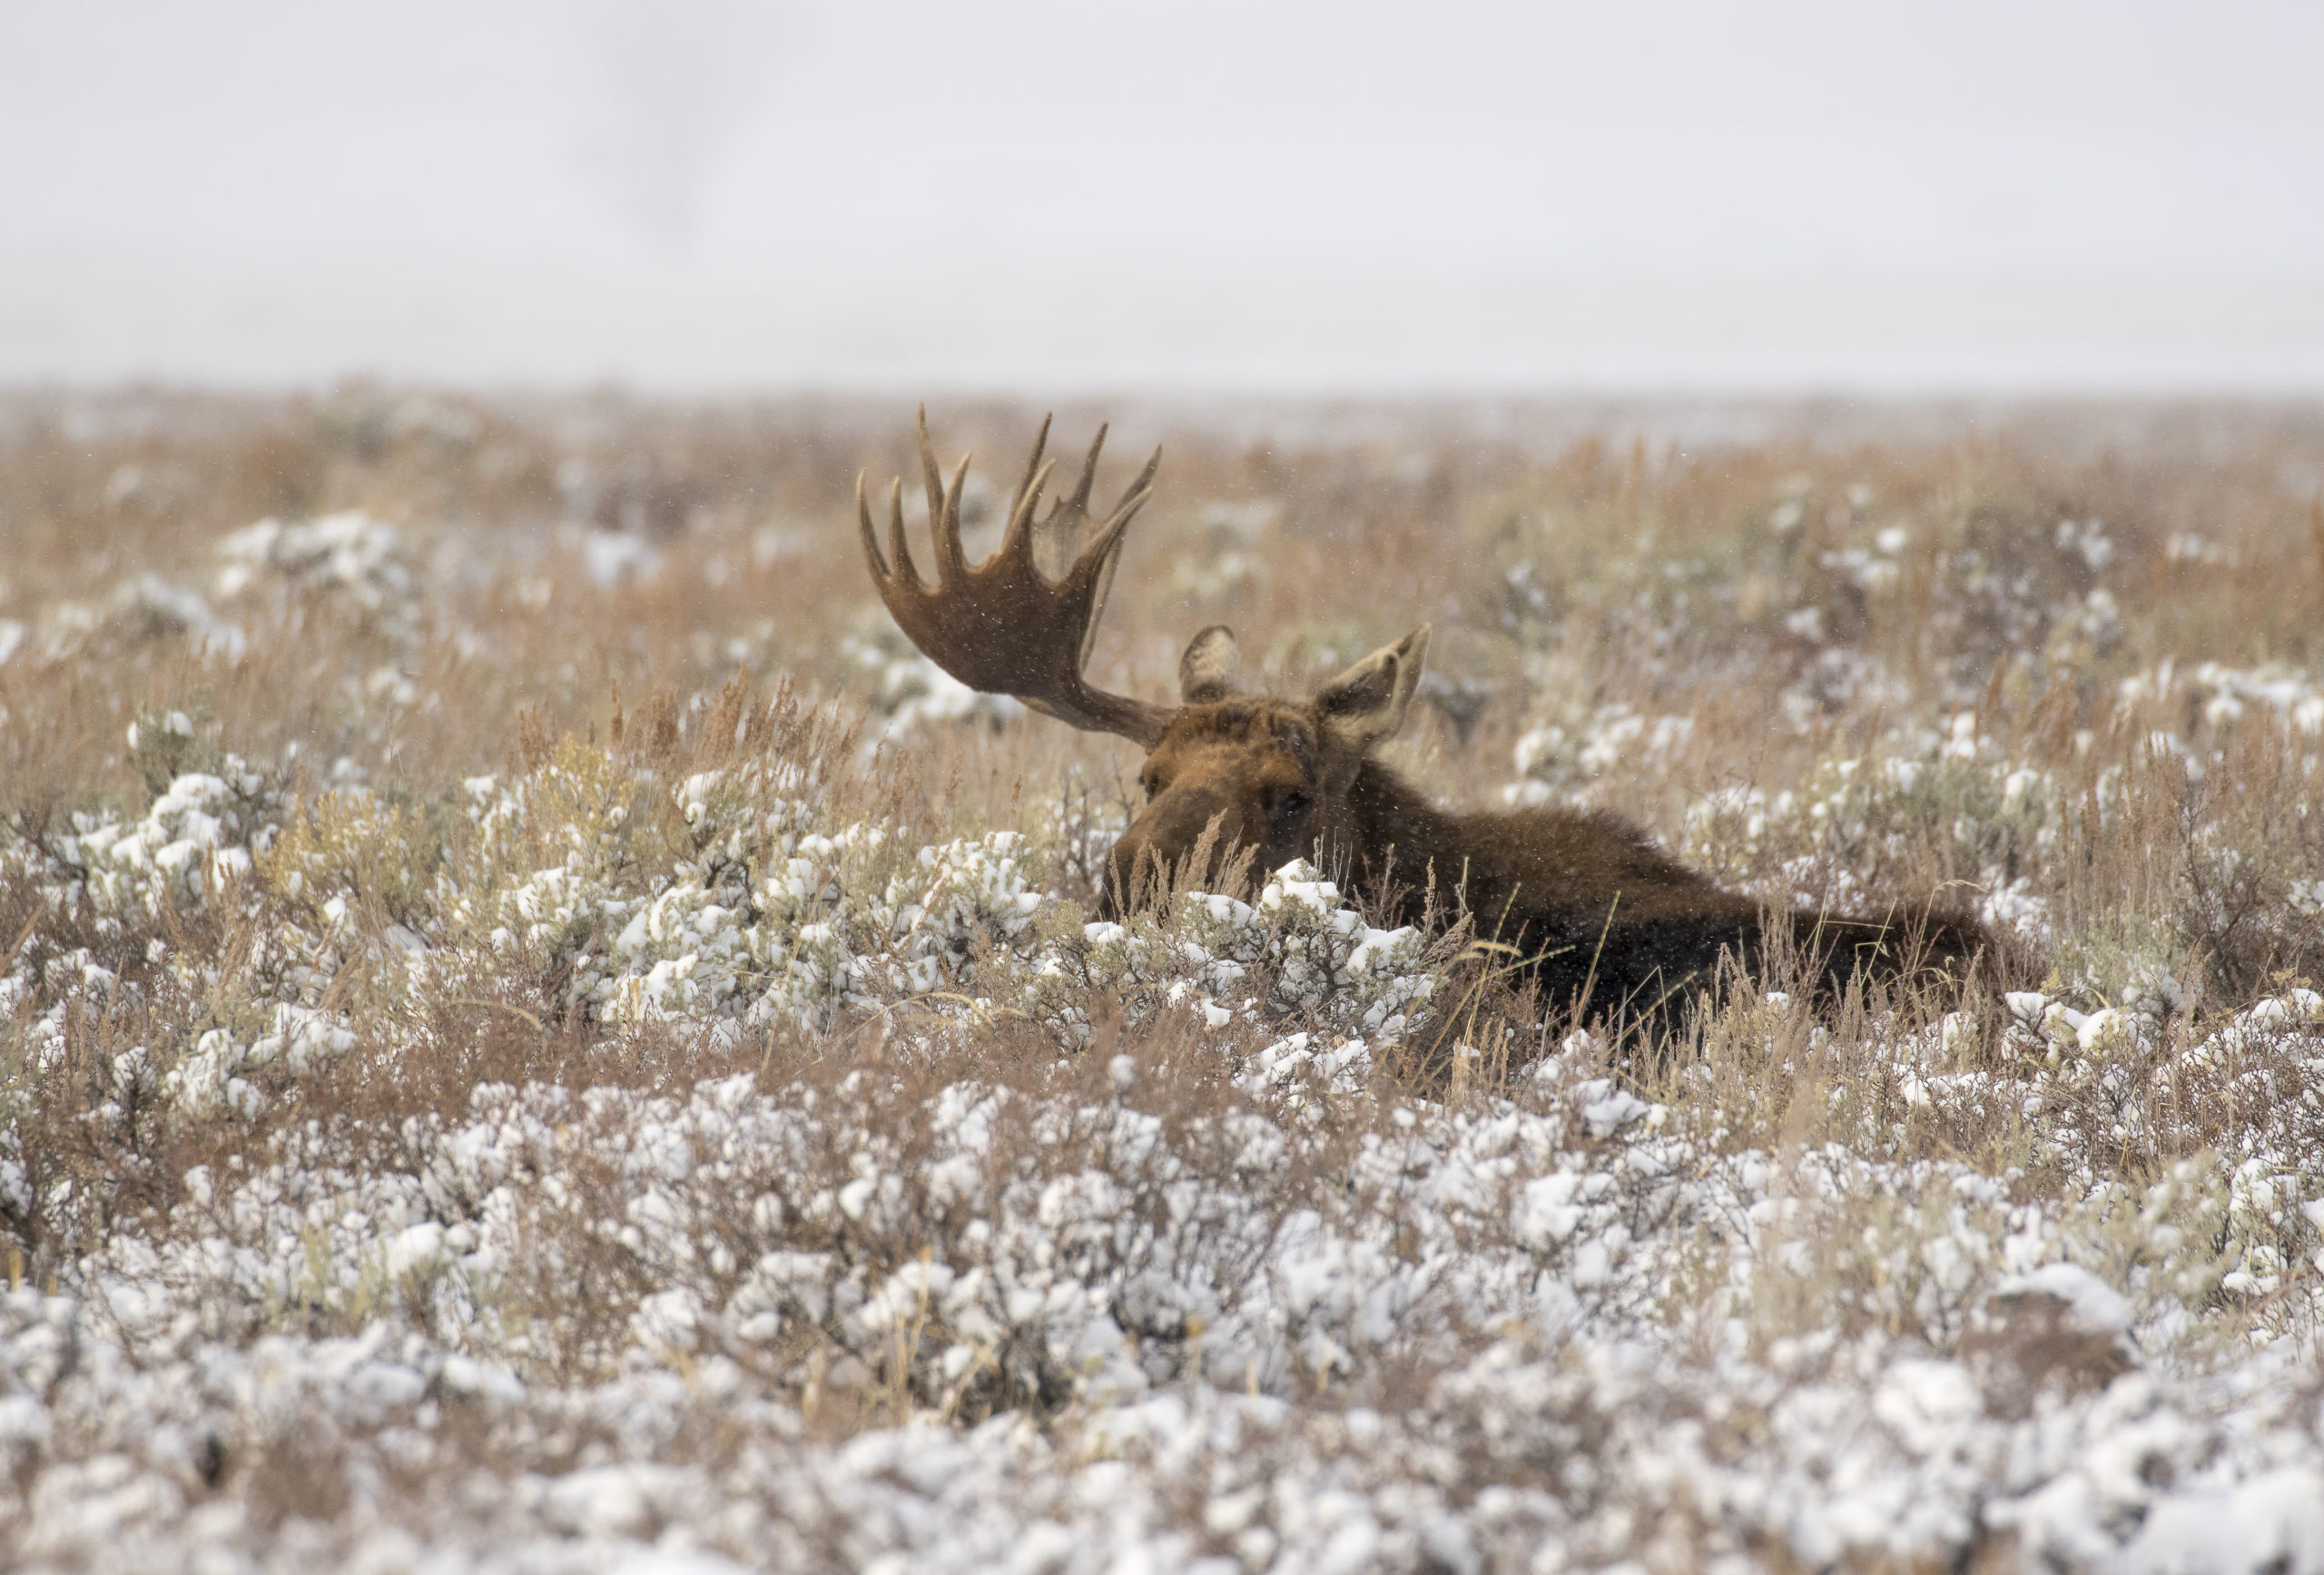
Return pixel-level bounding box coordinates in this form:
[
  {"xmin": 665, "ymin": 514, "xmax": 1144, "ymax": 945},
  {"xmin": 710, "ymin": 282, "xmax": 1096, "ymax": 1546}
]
[{"xmin": 1108, "ymin": 697, "xmax": 1993, "ymax": 1026}]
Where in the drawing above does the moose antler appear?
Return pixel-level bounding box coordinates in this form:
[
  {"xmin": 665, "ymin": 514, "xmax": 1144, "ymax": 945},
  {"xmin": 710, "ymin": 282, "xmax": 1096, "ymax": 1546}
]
[{"xmin": 858, "ymin": 409, "xmax": 1174, "ymax": 745}]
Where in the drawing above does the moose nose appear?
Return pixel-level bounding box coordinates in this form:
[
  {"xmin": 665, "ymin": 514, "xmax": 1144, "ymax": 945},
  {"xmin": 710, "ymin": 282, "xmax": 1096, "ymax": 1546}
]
[
  {"xmin": 1098, "ymin": 786, "xmax": 1239, "ymax": 920},
  {"xmin": 1096, "ymin": 827, "xmax": 1161, "ymax": 921}
]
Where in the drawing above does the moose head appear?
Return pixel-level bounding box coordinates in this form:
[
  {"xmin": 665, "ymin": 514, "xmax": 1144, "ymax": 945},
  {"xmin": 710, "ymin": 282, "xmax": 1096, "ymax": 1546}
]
[{"xmin": 857, "ymin": 411, "xmax": 1429, "ymax": 916}]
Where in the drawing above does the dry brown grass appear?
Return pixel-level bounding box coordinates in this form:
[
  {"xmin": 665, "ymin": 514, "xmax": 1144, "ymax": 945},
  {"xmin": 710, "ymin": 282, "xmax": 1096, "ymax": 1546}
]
[
  {"xmin": 1, "ymin": 389, "xmax": 2320, "ymax": 1568},
  {"xmin": 2, "ymin": 389, "xmax": 2318, "ymax": 1138}
]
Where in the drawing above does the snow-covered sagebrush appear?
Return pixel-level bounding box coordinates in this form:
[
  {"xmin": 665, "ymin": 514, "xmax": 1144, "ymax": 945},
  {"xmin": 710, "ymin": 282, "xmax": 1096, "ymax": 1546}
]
[
  {"xmin": 5, "ymin": 418, "xmax": 2324, "ymax": 1573},
  {"xmin": 2, "ymin": 723, "xmax": 2319, "ymax": 1573}
]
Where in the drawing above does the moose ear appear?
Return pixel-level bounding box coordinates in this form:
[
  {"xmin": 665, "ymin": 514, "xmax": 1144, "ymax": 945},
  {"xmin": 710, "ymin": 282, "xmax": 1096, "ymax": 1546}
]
[
  {"xmin": 1178, "ymin": 625, "xmax": 1240, "ymax": 704},
  {"xmin": 1315, "ymin": 625, "xmax": 1431, "ymax": 751}
]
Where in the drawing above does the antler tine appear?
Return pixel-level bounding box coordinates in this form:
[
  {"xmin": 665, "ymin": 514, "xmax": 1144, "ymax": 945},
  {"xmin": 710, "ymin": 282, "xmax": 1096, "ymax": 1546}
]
[
  {"xmin": 1058, "ymin": 461, "xmax": 1157, "ymax": 677},
  {"xmin": 854, "ymin": 473, "xmax": 889, "ymax": 581},
  {"xmin": 1064, "ymin": 422, "xmax": 1108, "ymax": 517},
  {"xmin": 1068, "ymin": 444, "xmax": 1161, "ymax": 582},
  {"xmin": 914, "ymin": 408, "xmax": 950, "ymax": 557},
  {"xmin": 885, "ymin": 477, "xmax": 922, "ymax": 588},
  {"xmin": 937, "ymin": 451, "xmax": 973, "ymax": 582},
  {"xmin": 1068, "ymin": 477, "xmax": 1155, "ymax": 597},
  {"xmin": 999, "ymin": 456, "xmax": 1058, "ymax": 567},
  {"xmin": 1008, "ymin": 414, "xmax": 1053, "ymax": 526},
  {"xmin": 1118, "ymin": 447, "xmax": 1163, "ymax": 521}
]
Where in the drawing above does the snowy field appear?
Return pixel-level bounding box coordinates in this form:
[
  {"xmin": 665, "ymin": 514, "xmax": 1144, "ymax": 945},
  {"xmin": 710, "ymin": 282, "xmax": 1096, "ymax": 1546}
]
[{"xmin": 2, "ymin": 390, "xmax": 2322, "ymax": 1572}]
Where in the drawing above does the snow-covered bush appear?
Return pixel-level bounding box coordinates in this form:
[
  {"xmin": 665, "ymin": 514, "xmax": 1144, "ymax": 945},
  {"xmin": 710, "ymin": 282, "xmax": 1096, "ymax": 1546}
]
[{"xmin": 5, "ymin": 399, "xmax": 2324, "ymax": 1571}]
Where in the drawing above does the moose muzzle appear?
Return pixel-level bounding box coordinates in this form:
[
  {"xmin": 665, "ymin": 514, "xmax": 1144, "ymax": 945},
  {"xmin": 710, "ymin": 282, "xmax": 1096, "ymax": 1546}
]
[{"xmin": 1096, "ymin": 784, "xmax": 1250, "ymax": 920}]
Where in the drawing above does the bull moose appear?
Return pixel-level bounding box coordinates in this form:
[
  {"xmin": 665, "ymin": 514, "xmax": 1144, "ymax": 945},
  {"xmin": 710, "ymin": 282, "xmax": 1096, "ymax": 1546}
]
[{"xmin": 858, "ymin": 412, "xmax": 1990, "ymax": 1027}]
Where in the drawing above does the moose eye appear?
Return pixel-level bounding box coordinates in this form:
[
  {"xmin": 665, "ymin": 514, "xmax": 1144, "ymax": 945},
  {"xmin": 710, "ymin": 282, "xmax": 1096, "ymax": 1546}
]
[{"xmin": 1270, "ymin": 792, "xmax": 1311, "ymax": 822}]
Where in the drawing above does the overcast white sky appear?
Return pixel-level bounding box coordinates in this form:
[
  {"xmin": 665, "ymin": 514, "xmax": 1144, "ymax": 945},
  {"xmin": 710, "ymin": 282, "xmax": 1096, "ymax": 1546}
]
[{"xmin": 4, "ymin": 0, "xmax": 2321, "ymax": 391}]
